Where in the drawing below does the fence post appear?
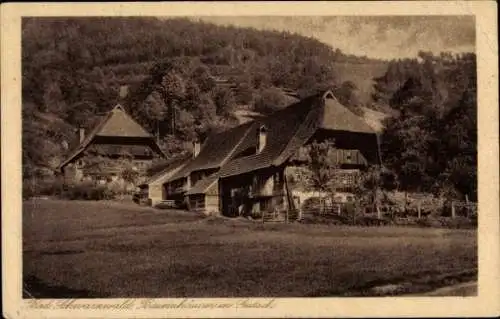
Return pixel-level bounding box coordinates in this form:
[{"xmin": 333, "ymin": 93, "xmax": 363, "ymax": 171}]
[
  {"xmin": 465, "ymin": 194, "xmax": 470, "ymax": 217},
  {"xmin": 417, "ymin": 202, "xmax": 421, "ymax": 219},
  {"xmin": 451, "ymin": 201, "xmax": 456, "ymax": 219}
]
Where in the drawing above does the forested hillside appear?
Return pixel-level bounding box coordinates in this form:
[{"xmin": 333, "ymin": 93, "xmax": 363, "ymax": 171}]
[{"xmin": 22, "ymin": 17, "xmax": 385, "ymax": 176}]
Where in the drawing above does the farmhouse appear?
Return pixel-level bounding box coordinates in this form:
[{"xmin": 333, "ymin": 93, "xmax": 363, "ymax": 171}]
[
  {"xmin": 58, "ymin": 104, "xmax": 166, "ymax": 186},
  {"xmin": 137, "ymin": 154, "xmax": 190, "ymax": 206},
  {"xmin": 158, "ymin": 90, "xmax": 380, "ymax": 217}
]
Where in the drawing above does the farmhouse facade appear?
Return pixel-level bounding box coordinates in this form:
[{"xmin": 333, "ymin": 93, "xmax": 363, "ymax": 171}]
[
  {"xmin": 151, "ymin": 90, "xmax": 381, "ymax": 217},
  {"xmin": 137, "ymin": 154, "xmax": 190, "ymax": 206},
  {"xmin": 58, "ymin": 104, "xmax": 166, "ymax": 186}
]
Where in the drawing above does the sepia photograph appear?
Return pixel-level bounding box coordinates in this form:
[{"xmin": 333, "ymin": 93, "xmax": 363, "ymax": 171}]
[{"xmin": 2, "ymin": 2, "xmax": 499, "ymax": 318}]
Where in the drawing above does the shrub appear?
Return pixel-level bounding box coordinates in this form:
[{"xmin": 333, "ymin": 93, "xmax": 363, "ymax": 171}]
[
  {"xmin": 22, "ymin": 178, "xmax": 65, "ymax": 199},
  {"xmin": 250, "ymin": 211, "xmax": 263, "ymax": 220},
  {"xmin": 299, "ymin": 214, "xmax": 345, "ymax": 225},
  {"xmin": 438, "ymin": 216, "xmax": 477, "ymax": 229},
  {"xmin": 415, "ymin": 216, "xmax": 476, "ymax": 229},
  {"xmin": 415, "ymin": 217, "xmax": 443, "ymax": 228},
  {"xmin": 61, "ymin": 182, "xmax": 116, "ymax": 200},
  {"xmin": 22, "ymin": 182, "xmax": 35, "ymax": 200},
  {"xmin": 353, "ymin": 216, "xmax": 391, "ymax": 226}
]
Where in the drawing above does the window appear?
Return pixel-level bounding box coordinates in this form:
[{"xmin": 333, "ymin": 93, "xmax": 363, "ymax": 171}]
[
  {"xmin": 76, "ymin": 159, "xmax": 84, "ymax": 168},
  {"xmin": 346, "ymin": 151, "xmax": 352, "ymax": 162},
  {"xmin": 339, "ymin": 171, "xmax": 358, "ymax": 187},
  {"xmin": 274, "ymin": 172, "xmax": 281, "ymax": 184}
]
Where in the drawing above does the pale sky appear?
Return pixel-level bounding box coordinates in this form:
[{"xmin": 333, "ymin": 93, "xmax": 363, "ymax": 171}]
[{"xmin": 189, "ymin": 16, "xmax": 475, "ymax": 60}]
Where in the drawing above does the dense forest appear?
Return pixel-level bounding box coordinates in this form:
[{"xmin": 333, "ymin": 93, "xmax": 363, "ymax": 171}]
[
  {"xmin": 375, "ymin": 51, "xmax": 477, "ymax": 200},
  {"xmin": 22, "ymin": 17, "xmax": 476, "ymax": 200}
]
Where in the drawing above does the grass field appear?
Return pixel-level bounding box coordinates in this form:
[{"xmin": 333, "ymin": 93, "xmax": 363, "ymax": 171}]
[{"xmin": 23, "ymin": 199, "xmax": 477, "ymax": 298}]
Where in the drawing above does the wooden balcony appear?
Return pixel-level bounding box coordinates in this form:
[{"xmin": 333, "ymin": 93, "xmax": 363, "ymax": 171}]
[
  {"xmin": 248, "ymin": 188, "xmax": 284, "ymax": 198},
  {"xmin": 168, "ymin": 185, "xmax": 188, "ymax": 195}
]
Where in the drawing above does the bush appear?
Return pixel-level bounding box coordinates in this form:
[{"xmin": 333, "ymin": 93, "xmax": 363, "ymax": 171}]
[
  {"xmin": 61, "ymin": 181, "xmax": 116, "ymax": 200},
  {"xmin": 299, "ymin": 214, "xmax": 345, "ymax": 225},
  {"xmin": 22, "ymin": 178, "xmax": 65, "ymax": 199},
  {"xmin": 23, "ymin": 183, "xmax": 35, "ymax": 200},
  {"xmin": 412, "ymin": 216, "xmax": 476, "ymax": 229},
  {"xmin": 352, "ymin": 216, "xmax": 391, "ymax": 226}
]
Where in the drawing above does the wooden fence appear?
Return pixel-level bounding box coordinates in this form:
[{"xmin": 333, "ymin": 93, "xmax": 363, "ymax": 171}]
[
  {"xmin": 261, "ymin": 208, "xmax": 300, "ymax": 223},
  {"xmin": 259, "ymin": 198, "xmax": 477, "ymax": 224},
  {"xmin": 451, "ymin": 201, "xmax": 478, "ymax": 218},
  {"xmin": 298, "ymin": 199, "xmax": 478, "ymax": 220}
]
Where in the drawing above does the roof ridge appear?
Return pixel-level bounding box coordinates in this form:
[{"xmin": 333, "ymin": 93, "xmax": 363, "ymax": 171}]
[
  {"xmin": 272, "ymin": 97, "xmax": 322, "ymax": 166},
  {"xmin": 219, "ymin": 122, "xmax": 256, "ymax": 166},
  {"xmin": 58, "ymin": 111, "xmax": 114, "ymax": 169},
  {"xmin": 98, "ymin": 104, "xmax": 153, "ymax": 138},
  {"xmin": 321, "ymin": 97, "xmax": 376, "ymax": 134}
]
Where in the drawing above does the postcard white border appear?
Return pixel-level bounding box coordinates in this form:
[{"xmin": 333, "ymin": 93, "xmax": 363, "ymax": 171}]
[{"xmin": 2, "ymin": 1, "xmax": 499, "ymax": 318}]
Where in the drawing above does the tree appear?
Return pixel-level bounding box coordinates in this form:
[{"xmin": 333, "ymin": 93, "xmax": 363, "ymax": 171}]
[
  {"xmin": 303, "ymin": 139, "xmax": 341, "ymax": 213},
  {"xmin": 213, "ymin": 87, "xmax": 237, "ymax": 117},
  {"xmin": 354, "ymin": 165, "xmax": 399, "ymax": 218},
  {"xmin": 253, "ymin": 87, "xmax": 289, "ymax": 115},
  {"xmin": 158, "ymin": 70, "xmax": 187, "ymax": 135}
]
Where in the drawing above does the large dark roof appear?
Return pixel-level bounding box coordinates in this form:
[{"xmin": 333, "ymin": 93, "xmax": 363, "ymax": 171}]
[
  {"xmin": 141, "ymin": 154, "xmax": 191, "ymax": 186},
  {"xmin": 219, "ymin": 91, "xmax": 377, "ymax": 178},
  {"xmin": 96, "ymin": 105, "xmax": 152, "ymax": 138},
  {"xmin": 218, "ymin": 94, "xmax": 319, "ymax": 178},
  {"xmin": 320, "ymin": 93, "xmax": 376, "ymax": 134},
  {"xmin": 166, "ymin": 121, "xmax": 254, "ymax": 181},
  {"xmin": 166, "ymin": 90, "xmax": 378, "ymax": 182},
  {"xmin": 185, "ymin": 174, "xmax": 219, "ymax": 195}
]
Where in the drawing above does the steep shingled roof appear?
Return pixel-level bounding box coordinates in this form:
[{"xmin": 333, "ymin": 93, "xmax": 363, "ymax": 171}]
[
  {"xmin": 59, "ymin": 104, "xmax": 164, "ymax": 170},
  {"xmin": 166, "ymin": 121, "xmax": 254, "ymax": 182},
  {"xmin": 96, "ymin": 105, "xmax": 152, "ymax": 138},
  {"xmin": 320, "ymin": 92, "xmax": 377, "ymax": 134},
  {"xmin": 218, "ymin": 94, "xmax": 319, "ymax": 178},
  {"xmin": 140, "ymin": 154, "xmax": 191, "ymax": 186},
  {"xmin": 166, "ymin": 90, "xmax": 379, "ymax": 184},
  {"xmin": 185, "ymin": 174, "xmax": 219, "ymax": 195},
  {"xmin": 218, "ymin": 91, "xmax": 377, "ymax": 178}
]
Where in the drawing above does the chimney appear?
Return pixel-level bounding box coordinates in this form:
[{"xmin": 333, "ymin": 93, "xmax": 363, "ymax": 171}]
[
  {"xmin": 119, "ymin": 85, "xmax": 129, "ymax": 99},
  {"xmin": 79, "ymin": 127, "xmax": 85, "ymax": 143},
  {"xmin": 192, "ymin": 138, "xmax": 201, "ymax": 158},
  {"xmin": 257, "ymin": 125, "xmax": 267, "ymax": 154}
]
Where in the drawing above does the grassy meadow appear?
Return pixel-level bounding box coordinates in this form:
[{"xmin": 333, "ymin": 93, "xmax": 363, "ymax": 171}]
[{"xmin": 23, "ymin": 199, "xmax": 477, "ymax": 298}]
